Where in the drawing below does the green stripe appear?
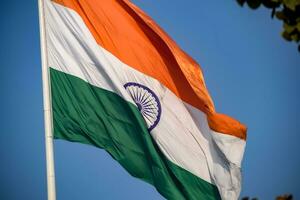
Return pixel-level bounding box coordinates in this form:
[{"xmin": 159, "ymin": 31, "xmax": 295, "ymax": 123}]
[{"xmin": 50, "ymin": 67, "xmax": 221, "ymax": 200}]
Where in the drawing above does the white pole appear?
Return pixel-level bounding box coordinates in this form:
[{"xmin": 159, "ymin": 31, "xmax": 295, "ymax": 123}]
[{"xmin": 38, "ymin": 0, "xmax": 56, "ymax": 199}]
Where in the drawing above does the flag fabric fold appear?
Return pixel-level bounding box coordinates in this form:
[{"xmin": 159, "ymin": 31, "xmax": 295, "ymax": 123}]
[{"xmin": 43, "ymin": 0, "xmax": 247, "ymax": 199}]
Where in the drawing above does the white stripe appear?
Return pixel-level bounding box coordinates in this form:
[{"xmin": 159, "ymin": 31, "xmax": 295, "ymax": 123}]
[
  {"xmin": 45, "ymin": 1, "xmax": 245, "ymax": 199},
  {"xmin": 211, "ymin": 131, "xmax": 246, "ymax": 168},
  {"xmin": 185, "ymin": 104, "xmax": 245, "ymax": 200}
]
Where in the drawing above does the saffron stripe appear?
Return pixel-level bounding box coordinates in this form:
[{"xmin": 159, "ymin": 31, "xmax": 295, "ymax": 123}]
[{"xmin": 51, "ymin": 0, "xmax": 246, "ymax": 139}]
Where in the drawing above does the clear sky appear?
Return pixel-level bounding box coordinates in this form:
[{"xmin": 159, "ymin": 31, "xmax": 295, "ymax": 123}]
[{"xmin": 0, "ymin": 0, "xmax": 299, "ymax": 199}]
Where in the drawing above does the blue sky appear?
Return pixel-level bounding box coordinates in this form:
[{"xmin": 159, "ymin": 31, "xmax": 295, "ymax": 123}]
[{"xmin": 0, "ymin": 0, "xmax": 299, "ymax": 199}]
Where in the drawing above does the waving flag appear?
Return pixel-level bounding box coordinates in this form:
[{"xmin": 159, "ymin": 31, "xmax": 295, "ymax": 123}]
[{"xmin": 43, "ymin": 0, "xmax": 247, "ymax": 199}]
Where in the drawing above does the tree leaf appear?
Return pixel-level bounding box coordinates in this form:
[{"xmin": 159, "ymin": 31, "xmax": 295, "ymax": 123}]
[
  {"xmin": 282, "ymin": 30, "xmax": 293, "ymax": 41},
  {"xmin": 275, "ymin": 11, "xmax": 287, "ymax": 20},
  {"xmin": 247, "ymin": 0, "xmax": 262, "ymax": 9},
  {"xmin": 291, "ymin": 33, "xmax": 300, "ymax": 41},
  {"xmin": 262, "ymin": 0, "xmax": 281, "ymax": 8},
  {"xmin": 284, "ymin": 22, "xmax": 296, "ymax": 33},
  {"xmin": 295, "ymin": 21, "xmax": 300, "ymax": 32},
  {"xmin": 283, "ymin": 0, "xmax": 298, "ymax": 11},
  {"xmin": 237, "ymin": 0, "xmax": 247, "ymax": 6}
]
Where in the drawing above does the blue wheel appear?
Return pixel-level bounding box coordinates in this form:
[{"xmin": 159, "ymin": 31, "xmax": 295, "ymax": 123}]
[{"xmin": 124, "ymin": 82, "xmax": 162, "ymax": 131}]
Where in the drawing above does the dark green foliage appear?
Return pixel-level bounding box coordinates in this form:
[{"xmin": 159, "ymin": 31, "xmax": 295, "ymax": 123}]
[
  {"xmin": 241, "ymin": 197, "xmax": 258, "ymax": 200},
  {"xmin": 276, "ymin": 194, "xmax": 293, "ymax": 200},
  {"xmin": 236, "ymin": 0, "xmax": 300, "ymax": 52},
  {"xmin": 241, "ymin": 194, "xmax": 293, "ymax": 200},
  {"xmin": 241, "ymin": 197, "xmax": 250, "ymax": 200},
  {"xmin": 247, "ymin": 0, "xmax": 262, "ymax": 9}
]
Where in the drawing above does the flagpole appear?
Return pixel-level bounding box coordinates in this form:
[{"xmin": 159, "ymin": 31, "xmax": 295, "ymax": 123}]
[{"xmin": 38, "ymin": 0, "xmax": 56, "ymax": 199}]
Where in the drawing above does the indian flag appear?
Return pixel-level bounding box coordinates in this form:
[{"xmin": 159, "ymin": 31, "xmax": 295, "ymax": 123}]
[{"xmin": 42, "ymin": 0, "xmax": 247, "ymax": 199}]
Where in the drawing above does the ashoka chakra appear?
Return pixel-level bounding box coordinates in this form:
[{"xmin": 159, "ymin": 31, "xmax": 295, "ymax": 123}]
[{"xmin": 124, "ymin": 82, "xmax": 161, "ymax": 131}]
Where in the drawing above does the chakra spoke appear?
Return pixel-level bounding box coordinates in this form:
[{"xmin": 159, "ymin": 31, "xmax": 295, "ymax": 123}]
[
  {"xmin": 140, "ymin": 89, "xmax": 147, "ymax": 104},
  {"xmin": 143, "ymin": 109, "xmax": 156, "ymax": 115},
  {"xmin": 142, "ymin": 111, "xmax": 153, "ymax": 121}
]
